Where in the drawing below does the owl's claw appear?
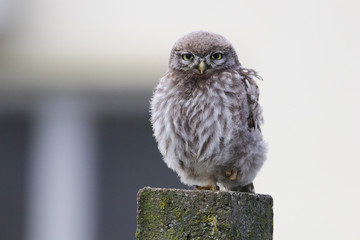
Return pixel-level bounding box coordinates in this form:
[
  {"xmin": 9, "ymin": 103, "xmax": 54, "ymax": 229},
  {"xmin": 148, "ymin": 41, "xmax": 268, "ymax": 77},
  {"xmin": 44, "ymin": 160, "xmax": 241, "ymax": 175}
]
[
  {"xmin": 225, "ymin": 169, "xmax": 238, "ymax": 181},
  {"xmin": 194, "ymin": 185, "xmax": 219, "ymax": 191}
]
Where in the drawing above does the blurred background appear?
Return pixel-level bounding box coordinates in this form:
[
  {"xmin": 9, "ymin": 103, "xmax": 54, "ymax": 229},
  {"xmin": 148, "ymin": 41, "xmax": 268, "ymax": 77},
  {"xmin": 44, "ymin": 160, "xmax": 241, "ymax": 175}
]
[{"xmin": 0, "ymin": 0, "xmax": 359, "ymax": 239}]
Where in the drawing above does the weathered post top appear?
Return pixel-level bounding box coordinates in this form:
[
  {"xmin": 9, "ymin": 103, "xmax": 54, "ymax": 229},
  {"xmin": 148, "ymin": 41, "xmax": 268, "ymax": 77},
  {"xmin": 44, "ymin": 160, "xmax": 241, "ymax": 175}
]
[{"xmin": 136, "ymin": 187, "xmax": 273, "ymax": 240}]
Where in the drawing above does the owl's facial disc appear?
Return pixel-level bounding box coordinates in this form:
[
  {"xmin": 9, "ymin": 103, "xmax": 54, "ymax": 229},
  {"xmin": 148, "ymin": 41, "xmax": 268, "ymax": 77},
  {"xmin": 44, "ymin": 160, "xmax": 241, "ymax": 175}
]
[
  {"xmin": 170, "ymin": 48, "xmax": 236, "ymax": 76},
  {"xmin": 178, "ymin": 51, "xmax": 225, "ymax": 74}
]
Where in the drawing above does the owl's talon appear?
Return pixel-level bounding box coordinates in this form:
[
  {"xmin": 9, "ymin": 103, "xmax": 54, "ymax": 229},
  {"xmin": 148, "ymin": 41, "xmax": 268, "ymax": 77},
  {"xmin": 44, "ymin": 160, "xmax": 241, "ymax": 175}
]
[
  {"xmin": 225, "ymin": 169, "xmax": 238, "ymax": 181},
  {"xmin": 229, "ymin": 170, "xmax": 238, "ymax": 181}
]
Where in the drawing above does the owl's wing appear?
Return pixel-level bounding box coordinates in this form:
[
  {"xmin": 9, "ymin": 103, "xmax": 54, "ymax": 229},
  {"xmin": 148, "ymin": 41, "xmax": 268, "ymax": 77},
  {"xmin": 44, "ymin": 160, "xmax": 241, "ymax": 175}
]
[{"xmin": 239, "ymin": 68, "xmax": 263, "ymax": 131}]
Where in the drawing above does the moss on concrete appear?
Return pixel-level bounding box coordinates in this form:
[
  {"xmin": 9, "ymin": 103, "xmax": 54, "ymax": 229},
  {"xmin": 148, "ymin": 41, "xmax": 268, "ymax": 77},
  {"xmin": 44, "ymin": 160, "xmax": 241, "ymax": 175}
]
[{"xmin": 136, "ymin": 187, "xmax": 273, "ymax": 240}]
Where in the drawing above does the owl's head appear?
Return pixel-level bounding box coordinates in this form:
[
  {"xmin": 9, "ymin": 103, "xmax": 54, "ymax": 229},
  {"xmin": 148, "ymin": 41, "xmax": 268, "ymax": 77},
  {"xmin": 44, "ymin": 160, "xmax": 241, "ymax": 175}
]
[{"xmin": 169, "ymin": 31, "xmax": 241, "ymax": 77}]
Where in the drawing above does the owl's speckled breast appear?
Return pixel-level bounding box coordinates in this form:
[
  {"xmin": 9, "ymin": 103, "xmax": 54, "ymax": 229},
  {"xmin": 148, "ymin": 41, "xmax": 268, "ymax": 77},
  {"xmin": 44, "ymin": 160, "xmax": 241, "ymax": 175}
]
[
  {"xmin": 164, "ymin": 71, "xmax": 249, "ymax": 167},
  {"xmin": 151, "ymin": 69, "xmax": 265, "ymax": 186}
]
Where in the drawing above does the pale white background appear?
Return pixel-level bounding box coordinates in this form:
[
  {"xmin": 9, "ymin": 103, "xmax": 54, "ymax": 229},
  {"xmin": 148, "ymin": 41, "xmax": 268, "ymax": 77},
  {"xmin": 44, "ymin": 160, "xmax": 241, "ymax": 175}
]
[{"xmin": 1, "ymin": 0, "xmax": 360, "ymax": 239}]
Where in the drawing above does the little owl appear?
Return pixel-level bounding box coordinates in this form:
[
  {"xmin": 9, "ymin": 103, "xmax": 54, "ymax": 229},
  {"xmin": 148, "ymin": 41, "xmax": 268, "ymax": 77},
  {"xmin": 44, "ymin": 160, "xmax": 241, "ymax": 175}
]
[{"xmin": 150, "ymin": 31, "xmax": 266, "ymax": 192}]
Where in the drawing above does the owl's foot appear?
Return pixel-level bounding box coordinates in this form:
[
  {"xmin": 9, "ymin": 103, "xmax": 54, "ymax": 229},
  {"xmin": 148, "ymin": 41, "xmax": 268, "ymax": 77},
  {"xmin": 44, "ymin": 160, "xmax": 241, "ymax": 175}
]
[
  {"xmin": 225, "ymin": 169, "xmax": 238, "ymax": 181},
  {"xmin": 231, "ymin": 182, "xmax": 255, "ymax": 193},
  {"xmin": 194, "ymin": 185, "xmax": 219, "ymax": 191}
]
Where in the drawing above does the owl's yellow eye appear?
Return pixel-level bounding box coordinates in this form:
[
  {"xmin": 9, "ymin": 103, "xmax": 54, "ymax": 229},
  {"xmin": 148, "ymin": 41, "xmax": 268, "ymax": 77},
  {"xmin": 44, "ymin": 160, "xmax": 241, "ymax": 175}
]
[
  {"xmin": 182, "ymin": 53, "xmax": 194, "ymax": 61},
  {"xmin": 211, "ymin": 52, "xmax": 223, "ymax": 60}
]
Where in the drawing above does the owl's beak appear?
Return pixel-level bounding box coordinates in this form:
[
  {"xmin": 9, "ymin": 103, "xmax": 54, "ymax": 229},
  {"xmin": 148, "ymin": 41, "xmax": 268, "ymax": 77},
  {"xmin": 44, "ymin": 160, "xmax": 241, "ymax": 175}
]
[{"xmin": 198, "ymin": 61, "xmax": 206, "ymax": 74}]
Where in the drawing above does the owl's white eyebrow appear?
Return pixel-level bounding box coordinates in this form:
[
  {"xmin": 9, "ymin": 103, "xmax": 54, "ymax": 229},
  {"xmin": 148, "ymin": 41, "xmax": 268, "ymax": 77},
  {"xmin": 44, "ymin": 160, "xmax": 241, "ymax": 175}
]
[{"xmin": 179, "ymin": 51, "xmax": 193, "ymax": 55}]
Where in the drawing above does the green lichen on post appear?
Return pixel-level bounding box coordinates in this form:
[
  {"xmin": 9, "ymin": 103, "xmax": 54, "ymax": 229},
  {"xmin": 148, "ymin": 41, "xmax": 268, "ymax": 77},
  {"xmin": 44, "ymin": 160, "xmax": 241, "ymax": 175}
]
[{"xmin": 136, "ymin": 187, "xmax": 273, "ymax": 240}]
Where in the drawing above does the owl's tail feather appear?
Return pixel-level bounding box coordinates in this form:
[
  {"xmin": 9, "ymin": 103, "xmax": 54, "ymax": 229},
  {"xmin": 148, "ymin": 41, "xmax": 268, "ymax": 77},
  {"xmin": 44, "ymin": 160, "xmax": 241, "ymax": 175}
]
[{"xmin": 230, "ymin": 182, "xmax": 255, "ymax": 193}]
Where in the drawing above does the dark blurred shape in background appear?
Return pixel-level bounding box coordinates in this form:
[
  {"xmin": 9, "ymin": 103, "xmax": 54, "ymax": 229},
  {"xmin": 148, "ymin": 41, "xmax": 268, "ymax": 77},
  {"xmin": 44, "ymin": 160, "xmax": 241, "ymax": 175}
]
[
  {"xmin": 0, "ymin": 91, "xmax": 186, "ymax": 240},
  {"xmin": 0, "ymin": 1, "xmax": 184, "ymax": 239}
]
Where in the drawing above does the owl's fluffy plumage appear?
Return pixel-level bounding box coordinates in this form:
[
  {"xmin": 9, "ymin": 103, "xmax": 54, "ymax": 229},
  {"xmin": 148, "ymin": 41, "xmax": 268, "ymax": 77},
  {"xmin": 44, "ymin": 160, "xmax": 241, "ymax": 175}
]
[{"xmin": 150, "ymin": 31, "xmax": 266, "ymax": 191}]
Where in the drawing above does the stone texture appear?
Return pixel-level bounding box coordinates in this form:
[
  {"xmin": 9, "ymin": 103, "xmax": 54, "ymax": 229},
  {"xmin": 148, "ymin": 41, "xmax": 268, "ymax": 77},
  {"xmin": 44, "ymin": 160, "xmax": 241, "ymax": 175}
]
[{"xmin": 136, "ymin": 187, "xmax": 273, "ymax": 240}]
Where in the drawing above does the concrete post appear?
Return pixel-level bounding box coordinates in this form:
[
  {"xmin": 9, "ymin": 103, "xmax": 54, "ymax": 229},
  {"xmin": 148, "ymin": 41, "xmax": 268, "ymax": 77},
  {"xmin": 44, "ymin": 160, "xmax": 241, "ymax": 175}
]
[{"xmin": 136, "ymin": 187, "xmax": 273, "ymax": 240}]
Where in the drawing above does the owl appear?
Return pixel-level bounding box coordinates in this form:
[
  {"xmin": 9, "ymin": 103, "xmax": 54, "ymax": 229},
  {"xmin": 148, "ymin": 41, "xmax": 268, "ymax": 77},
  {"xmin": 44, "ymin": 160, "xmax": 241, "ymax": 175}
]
[{"xmin": 150, "ymin": 31, "xmax": 266, "ymax": 192}]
